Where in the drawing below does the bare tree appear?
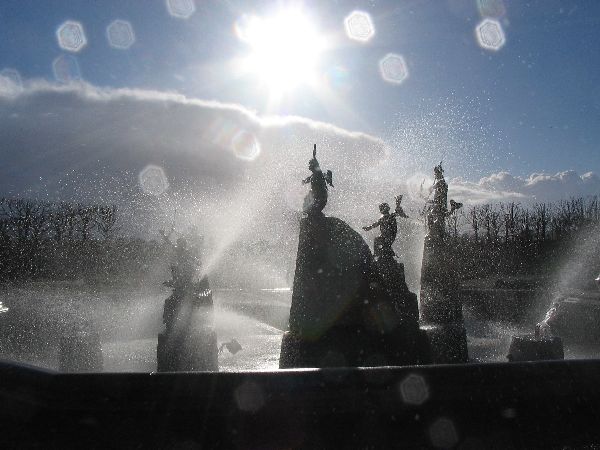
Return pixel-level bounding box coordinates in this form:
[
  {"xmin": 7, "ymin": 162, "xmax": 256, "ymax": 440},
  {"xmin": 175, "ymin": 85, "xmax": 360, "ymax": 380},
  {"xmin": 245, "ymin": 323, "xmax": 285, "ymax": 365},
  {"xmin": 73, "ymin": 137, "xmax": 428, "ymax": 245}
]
[
  {"xmin": 96, "ymin": 205, "xmax": 118, "ymax": 240},
  {"xmin": 469, "ymin": 206, "xmax": 479, "ymax": 242}
]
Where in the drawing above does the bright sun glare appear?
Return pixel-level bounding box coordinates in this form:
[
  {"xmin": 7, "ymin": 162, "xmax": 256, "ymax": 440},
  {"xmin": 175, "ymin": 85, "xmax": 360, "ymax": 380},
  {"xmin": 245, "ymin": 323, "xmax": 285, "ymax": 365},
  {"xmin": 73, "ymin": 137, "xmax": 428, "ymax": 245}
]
[{"xmin": 236, "ymin": 10, "xmax": 326, "ymax": 96}]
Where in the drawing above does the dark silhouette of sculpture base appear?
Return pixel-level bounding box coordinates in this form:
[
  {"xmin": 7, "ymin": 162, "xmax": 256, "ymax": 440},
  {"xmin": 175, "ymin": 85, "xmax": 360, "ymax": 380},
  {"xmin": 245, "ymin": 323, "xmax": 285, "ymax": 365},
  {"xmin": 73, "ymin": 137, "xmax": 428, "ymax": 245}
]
[
  {"xmin": 157, "ymin": 236, "xmax": 218, "ymax": 372},
  {"xmin": 418, "ymin": 162, "xmax": 468, "ymax": 363},
  {"xmin": 280, "ymin": 146, "xmax": 423, "ymax": 368}
]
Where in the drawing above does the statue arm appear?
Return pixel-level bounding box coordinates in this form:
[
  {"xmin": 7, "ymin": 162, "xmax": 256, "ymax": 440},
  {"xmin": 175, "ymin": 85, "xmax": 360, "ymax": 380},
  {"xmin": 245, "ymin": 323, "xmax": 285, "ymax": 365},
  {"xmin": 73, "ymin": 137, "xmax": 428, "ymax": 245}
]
[
  {"xmin": 393, "ymin": 210, "xmax": 408, "ymax": 219},
  {"xmin": 362, "ymin": 220, "xmax": 379, "ymax": 231},
  {"xmin": 302, "ymin": 175, "xmax": 312, "ymax": 185}
]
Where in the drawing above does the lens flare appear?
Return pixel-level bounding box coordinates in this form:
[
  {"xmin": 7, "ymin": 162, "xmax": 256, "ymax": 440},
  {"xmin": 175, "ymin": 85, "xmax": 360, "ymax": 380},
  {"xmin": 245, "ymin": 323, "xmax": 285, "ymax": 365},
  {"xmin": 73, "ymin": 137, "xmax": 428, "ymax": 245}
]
[
  {"xmin": 139, "ymin": 165, "xmax": 169, "ymax": 196},
  {"xmin": 476, "ymin": 18, "xmax": 506, "ymax": 51},
  {"xmin": 477, "ymin": 0, "xmax": 507, "ymax": 18},
  {"xmin": 344, "ymin": 11, "xmax": 375, "ymax": 42},
  {"xmin": 429, "ymin": 417, "xmax": 459, "ymax": 449},
  {"xmin": 323, "ymin": 66, "xmax": 351, "ymax": 92},
  {"xmin": 52, "ymin": 54, "xmax": 82, "ymax": 83},
  {"xmin": 56, "ymin": 20, "xmax": 87, "ymax": 53},
  {"xmin": 0, "ymin": 68, "xmax": 23, "ymax": 95},
  {"xmin": 204, "ymin": 117, "xmax": 260, "ymax": 161},
  {"xmin": 231, "ymin": 130, "xmax": 261, "ymax": 161},
  {"xmin": 107, "ymin": 19, "xmax": 135, "ymax": 50},
  {"xmin": 399, "ymin": 373, "xmax": 429, "ymax": 405},
  {"xmin": 379, "ymin": 53, "xmax": 409, "ymax": 84},
  {"xmin": 166, "ymin": 0, "xmax": 196, "ymax": 19}
]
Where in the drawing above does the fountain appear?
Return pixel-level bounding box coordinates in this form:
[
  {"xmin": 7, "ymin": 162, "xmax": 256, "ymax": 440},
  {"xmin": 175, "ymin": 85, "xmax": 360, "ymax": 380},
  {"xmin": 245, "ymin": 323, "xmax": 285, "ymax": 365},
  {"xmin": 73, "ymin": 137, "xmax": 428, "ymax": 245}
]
[
  {"xmin": 279, "ymin": 145, "xmax": 423, "ymax": 368},
  {"xmin": 418, "ymin": 162, "xmax": 468, "ymax": 363}
]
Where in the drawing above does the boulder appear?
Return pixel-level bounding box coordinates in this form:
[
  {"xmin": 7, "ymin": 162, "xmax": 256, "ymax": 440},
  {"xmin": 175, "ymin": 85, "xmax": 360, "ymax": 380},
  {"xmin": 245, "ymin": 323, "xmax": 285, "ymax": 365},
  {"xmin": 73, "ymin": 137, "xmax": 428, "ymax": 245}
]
[{"xmin": 280, "ymin": 215, "xmax": 422, "ymax": 368}]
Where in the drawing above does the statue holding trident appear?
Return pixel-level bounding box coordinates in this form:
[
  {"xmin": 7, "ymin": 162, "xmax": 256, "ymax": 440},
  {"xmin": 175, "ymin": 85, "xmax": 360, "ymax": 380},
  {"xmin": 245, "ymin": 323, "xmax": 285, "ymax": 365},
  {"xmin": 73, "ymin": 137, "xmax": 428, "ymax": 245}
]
[
  {"xmin": 363, "ymin": 195, "xmax": 409, "ymax": 258},
  {"xmin": 302, "ymin": 144, "xmax": 333, "ymax": 216}
]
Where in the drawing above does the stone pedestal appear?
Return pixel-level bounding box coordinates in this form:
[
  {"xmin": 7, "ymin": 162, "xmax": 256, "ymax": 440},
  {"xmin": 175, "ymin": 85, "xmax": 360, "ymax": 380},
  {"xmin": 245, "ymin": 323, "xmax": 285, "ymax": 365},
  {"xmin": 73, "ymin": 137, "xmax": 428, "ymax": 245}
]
[
  {"xmin": 157, "ymin": 324, "xmax": 218, "ymax": 372},
  {"xmin": 420, "ymin": 324, "xmax": 468, "ymax": 364},
  {"xmin": 157, "ymin": 288, "xmax": 218, "ymax": 372},
  {"xmin": 419, "ymin": 235, "xmax": 468, "ymax": 363},
  {"xmin": 59, "ymin": 329, "xmax": 103, "ymax": 373},
  {"xmin": 280, "ymin": 214, "xmax": 422, "ymax": 368}
]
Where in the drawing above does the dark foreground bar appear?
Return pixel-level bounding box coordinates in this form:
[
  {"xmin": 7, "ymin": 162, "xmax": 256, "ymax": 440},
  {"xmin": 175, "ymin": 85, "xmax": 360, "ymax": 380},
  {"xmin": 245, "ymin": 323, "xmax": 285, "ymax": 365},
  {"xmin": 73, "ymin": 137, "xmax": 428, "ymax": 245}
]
[{"xmin": 2, "ymin": 360, "xmax": 600, "ymax": 449}]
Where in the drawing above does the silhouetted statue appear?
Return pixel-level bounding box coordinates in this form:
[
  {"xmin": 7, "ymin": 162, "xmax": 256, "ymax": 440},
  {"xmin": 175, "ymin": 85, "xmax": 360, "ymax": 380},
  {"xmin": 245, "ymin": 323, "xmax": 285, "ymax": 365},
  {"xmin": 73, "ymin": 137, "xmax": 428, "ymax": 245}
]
[
  {"xmin": 157, "ymin": 230, "xmax": 217, "ymax": 371},
  {"xmin": 160, "ymin": 235, "xmax": 207, "ymax": 332},
  {"xmin": 363, "ymin": 195, "xmax": 409, "ymax": 258},
  {"xmin": 424, "ymin": 162, "xmax": 462, "ymax": 242},
  {"xmin": 419, "ymin": 162, "xmax": 468, "ymax": 363},
  {"xmin": 302, "ymin": 144, "xmax": 333, "ymax": 215}
]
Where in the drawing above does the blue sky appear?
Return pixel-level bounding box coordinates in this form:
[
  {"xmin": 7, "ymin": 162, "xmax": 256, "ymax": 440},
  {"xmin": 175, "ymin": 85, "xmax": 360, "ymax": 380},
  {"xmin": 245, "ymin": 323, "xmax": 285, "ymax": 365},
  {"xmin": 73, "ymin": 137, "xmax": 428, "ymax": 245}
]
[{"xmin": 1, "ymin": 0, "xmax": 599, "ymax": 180}]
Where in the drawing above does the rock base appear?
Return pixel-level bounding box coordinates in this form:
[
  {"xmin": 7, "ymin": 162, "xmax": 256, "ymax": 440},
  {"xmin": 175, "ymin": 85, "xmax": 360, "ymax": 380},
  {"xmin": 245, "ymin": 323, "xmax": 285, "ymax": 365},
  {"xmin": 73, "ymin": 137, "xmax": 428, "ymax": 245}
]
[
  {"xmin": 157, "ymin": 327, "xmax": 218, "ymax": 372},
  {"xmin": 280, "ymin": 325, "xmax": 427, "ymax": 369},
  {"xmin": 507, "ymin": 335, "xmax": 564, "ymax": 362},
  {"xmin": 280, "ymin": 215, "xmax": 423, "ymax": 368},
  {"xmin": 420, "ymin": 324, "xmax": 468, "ymax": 364}
]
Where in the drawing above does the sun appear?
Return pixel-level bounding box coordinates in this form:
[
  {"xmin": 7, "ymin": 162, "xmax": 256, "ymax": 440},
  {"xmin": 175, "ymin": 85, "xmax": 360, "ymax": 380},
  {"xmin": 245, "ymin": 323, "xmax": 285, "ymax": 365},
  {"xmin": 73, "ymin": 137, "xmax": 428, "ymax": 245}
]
[{"xmin": 235, "ymin": 9, "xmax": 327, "ymax": 98}]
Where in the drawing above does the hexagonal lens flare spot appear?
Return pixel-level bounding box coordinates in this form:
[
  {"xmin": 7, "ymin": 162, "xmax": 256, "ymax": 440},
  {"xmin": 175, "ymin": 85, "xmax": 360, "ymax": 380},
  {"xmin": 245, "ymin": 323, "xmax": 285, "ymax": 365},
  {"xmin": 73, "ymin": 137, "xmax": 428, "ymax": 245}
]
[
  {"xmin": 52, "ymin": 54, "xmax": 82, "ymax": 83},
  {"xmin": 231, "ymin": 130, "xmax": 261, "ymax": 161},
  {"xmin": 56, "ymin": 21, "xmax": 87, "ymax": 52},
  {"xmin": 0, "ymin": 68, "xmax": 23, "ymax": 93},
  {"xmin": 379, "ymin": 53, "xmax": 408, "ymax": 84},
  {"xmin": 107, "ymin": 20, "xmax": 135, "ymax": 50},
  {"xmin": 344, "ymin": 11, "xmax": 375, "ymax": 42},
  {"xmin": 399, "ymin": 373, "xmax": 429, "ymax": 405},
  {"xmin": 166, "ymin": 0, "xmax": 196, "ymax": 19},
  {"xmin": 139, "ymin": 165, "xmax": 169, "ymax": 196},
  {"xmin": 476, "ymin": 18, "xmax": 506, "ymax": 51},
  {"xmin": 429, "ymin": 417, "xmax": 459, "ymax": 449}
]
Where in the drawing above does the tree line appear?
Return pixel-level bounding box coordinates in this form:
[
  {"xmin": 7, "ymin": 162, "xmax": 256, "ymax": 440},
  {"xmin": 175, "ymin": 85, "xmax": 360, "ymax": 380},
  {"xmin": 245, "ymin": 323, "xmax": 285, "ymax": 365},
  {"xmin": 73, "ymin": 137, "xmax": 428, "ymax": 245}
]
[
  {"xmin": 2, "ymin": 195, "xmax": 599, "ymax": 286},
  {"xmin": 0, "ymin": 198, "xmax": 162, "ymax": 283},
  {"xmin": 442, "ymin": 196, "xmax": 600, "ymax": 284}
]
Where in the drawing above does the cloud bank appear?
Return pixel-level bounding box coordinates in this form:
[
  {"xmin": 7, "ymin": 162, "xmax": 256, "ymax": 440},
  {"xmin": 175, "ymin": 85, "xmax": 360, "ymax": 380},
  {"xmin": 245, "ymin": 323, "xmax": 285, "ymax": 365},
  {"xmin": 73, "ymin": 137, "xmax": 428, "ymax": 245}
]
[
  {"xmin": 448, "ymin": 170, "xmax": 600, "ymax": 205},
  {"xmin": 0, "ymin": 80, "xmax": 598, "ymax": 287}
]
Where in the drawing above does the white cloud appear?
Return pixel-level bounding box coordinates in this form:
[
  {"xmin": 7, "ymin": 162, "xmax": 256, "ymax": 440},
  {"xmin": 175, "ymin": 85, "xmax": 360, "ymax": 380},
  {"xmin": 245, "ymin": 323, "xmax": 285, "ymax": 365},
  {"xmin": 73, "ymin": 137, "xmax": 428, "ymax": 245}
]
[
  {"xmin": 446, "ymin": 170, "xmax": 600, "ymax": 205},
  {"xmin": 0, "ymin": 81, "xmax": 394, "ymax": 270}
]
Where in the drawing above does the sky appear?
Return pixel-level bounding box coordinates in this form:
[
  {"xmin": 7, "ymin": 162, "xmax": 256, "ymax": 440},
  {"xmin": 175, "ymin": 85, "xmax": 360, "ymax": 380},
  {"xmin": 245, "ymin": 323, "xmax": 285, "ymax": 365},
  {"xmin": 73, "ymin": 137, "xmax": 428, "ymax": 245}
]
[{"xmin": 0, "ymin": 0, "xmax": 599, "ymax": 199}]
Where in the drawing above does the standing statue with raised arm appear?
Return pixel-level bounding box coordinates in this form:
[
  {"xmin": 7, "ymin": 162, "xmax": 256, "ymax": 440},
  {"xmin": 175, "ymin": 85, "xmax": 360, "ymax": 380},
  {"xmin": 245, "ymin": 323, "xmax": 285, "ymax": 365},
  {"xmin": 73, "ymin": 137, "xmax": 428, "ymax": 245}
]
[
  {"xmin": 424, "ymin": 162, "xmax": 462, "ymax": 242},
  {"xmin": 302, "ymin": 144, "xmax": 333, "ymax": 216},
  {"xmin": 363, "ymin": 195, "xmax": 409, "ymax": 258}
]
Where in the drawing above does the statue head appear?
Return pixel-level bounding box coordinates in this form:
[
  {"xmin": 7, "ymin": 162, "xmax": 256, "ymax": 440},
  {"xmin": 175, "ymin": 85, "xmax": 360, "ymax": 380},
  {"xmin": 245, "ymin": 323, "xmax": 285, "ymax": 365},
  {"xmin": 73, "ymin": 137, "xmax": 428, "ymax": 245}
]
[
  {"xmin": 308, "ymin": 158, "xmax": 320, "ymax": 172},
  {"xmin": 379, "ymin": 202, "xmax": 390, "ymax": 214},
  {"xmin": 434, "ymin": 162, "xmax": 444, "ymax": 178}
]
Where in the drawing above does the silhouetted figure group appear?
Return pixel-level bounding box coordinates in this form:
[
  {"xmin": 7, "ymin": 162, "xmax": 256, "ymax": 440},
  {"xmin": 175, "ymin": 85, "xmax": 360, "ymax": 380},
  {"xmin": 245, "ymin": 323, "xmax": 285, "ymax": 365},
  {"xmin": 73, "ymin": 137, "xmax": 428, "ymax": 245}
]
[{"xmin": 160, "ymin": 144, "xmax": 470, "ymax": 371}]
